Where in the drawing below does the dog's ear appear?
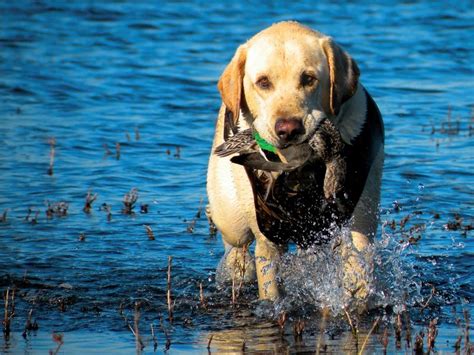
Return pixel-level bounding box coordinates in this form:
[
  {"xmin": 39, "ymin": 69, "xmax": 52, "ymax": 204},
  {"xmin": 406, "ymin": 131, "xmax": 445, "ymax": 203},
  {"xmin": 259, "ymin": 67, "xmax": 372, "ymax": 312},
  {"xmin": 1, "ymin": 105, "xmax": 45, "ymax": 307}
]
[
  {"xmin": 217, "ymin": 45, "xmax": 247, "ymax": 125},
  {"xmin": 321, "ymin": 37, "xmax": 360, "ymax": 117}
]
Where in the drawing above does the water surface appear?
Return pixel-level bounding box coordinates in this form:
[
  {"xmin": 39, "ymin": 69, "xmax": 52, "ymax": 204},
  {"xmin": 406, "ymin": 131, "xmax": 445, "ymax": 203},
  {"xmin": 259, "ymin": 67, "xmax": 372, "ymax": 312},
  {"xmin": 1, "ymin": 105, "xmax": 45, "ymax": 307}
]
[{"xmin": 0, "ymin": 1, "xmax": 473, "ymax": 353}]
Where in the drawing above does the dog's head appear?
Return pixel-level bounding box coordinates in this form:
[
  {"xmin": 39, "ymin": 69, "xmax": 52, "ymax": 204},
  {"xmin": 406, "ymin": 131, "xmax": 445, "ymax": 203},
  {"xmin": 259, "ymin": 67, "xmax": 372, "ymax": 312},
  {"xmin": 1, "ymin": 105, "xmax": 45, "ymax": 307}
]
[{"xmin": 218, "ymin": 21, "xmax": 359, "ymax": 152}]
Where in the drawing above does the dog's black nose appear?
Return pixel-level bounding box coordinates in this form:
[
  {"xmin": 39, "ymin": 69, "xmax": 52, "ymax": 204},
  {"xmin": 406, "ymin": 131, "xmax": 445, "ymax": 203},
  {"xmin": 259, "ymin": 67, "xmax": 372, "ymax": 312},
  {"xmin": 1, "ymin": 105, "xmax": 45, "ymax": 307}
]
[{"xmin": 275, "ymin": 118, "xmax": 304, "ymax": 143}]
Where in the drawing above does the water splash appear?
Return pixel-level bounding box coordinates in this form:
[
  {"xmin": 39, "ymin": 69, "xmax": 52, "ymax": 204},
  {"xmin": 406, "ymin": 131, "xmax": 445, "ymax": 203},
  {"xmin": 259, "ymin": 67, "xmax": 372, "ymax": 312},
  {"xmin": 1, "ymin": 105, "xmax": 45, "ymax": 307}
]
[{"xmin": 272, "ymin": 223, "xmax": 424, "ymax": 317}]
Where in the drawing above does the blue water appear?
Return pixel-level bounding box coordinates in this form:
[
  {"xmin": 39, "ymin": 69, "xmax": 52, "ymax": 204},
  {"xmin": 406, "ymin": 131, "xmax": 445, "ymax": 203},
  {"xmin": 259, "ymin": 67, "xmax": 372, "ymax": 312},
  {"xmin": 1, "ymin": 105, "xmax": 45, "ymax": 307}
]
[{"xmin": 0, "ymin": 1, "xmax": 473, "ymax": 353}]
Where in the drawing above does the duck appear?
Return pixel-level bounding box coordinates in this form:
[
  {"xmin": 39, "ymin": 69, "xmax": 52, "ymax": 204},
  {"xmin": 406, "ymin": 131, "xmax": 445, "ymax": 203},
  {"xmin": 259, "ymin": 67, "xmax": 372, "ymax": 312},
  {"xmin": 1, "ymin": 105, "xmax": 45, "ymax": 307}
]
[{"xmin": 214, "ymin": 119, "xmax": 347, "ymax": 202}]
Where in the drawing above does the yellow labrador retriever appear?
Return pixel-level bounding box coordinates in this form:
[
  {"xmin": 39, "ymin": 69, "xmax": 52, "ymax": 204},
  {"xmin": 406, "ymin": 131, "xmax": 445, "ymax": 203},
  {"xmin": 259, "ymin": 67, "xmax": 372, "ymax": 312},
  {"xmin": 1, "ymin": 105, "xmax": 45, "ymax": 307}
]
[{"xmin": 207, "ymin": 21, "xmax": 384, "ymax": 301}]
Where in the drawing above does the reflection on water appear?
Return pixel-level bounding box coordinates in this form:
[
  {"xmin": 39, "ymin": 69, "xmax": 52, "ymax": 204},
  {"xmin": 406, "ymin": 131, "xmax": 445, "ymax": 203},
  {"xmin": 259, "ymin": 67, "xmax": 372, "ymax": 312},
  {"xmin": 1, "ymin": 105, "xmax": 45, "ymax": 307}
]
[{"xmin": 0, "ymin": 0, "xmax": 473, "ymax": 353}]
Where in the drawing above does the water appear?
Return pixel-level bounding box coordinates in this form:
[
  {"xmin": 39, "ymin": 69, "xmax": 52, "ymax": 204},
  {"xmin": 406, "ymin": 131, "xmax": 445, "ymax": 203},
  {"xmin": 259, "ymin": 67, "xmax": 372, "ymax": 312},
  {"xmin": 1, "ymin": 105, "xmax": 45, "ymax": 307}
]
[{"xmin": 0, "ymin": 1, "xmax": 473, "ymax": 353}]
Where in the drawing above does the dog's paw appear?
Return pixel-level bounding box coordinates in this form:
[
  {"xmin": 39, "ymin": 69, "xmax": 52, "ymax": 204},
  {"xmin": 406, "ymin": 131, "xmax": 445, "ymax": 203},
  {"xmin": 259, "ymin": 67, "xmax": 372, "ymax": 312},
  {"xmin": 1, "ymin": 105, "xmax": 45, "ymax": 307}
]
[
  {"xmin": 339, "ymin": 235, "xmax": 374, "ymax": 305},
  {"xmin": 215, "ymin": 246, "xmax": 256, "ymax": 285}
]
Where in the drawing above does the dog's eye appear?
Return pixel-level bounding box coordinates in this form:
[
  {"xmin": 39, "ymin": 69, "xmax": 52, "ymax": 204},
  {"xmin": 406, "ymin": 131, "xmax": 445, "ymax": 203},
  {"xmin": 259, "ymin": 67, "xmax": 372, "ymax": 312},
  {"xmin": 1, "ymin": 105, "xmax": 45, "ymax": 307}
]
[
  {"xmin": 256, "ymin": 76, "xmax": 272, "ymax": 90},
  {"xmin": 301, "ymin": 73, "xmax": 317, "ymax": 87}
]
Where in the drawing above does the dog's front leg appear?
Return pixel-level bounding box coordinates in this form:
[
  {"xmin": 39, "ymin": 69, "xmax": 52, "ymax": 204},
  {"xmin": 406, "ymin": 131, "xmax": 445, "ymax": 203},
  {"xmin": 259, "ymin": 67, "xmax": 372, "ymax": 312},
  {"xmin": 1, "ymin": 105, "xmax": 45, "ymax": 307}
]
[
  {"xmin": 341, "ymin": 231, "xmax": 374, "ymax": 302},
  {"xmin": 254, "ymin": 232, "xmax": 284, "ymax": 300}
]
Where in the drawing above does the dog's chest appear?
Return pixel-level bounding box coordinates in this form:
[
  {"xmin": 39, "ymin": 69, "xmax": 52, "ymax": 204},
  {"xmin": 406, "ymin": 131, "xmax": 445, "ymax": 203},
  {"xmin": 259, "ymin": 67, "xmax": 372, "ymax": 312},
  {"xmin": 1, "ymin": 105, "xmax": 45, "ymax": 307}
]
[{"xmin": 250, "ymin": 160, "xmax": 353, "ymax": 248}]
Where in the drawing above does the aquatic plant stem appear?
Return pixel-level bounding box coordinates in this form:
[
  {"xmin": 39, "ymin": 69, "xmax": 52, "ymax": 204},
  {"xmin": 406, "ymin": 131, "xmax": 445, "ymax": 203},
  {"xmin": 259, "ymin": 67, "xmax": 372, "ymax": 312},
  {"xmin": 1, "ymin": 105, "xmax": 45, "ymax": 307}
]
[
  {"xmin": 151, "ymin": 323, "xmax": 157, "ymax": 352},
  {"xmin": 133, "ymin": 302, "xmax": 144, "ymax": 353},
  {"xmin": 199, "ymin": 282, "xmax": 206, "ymax": 309},
  {"xmin": 47, "ymin": 138, "xmax": 55, "ymax": 176},
  {"xmin": 358, "ymin": 316, "xmax": 380, "ymax": 355},
  {"xmin": 3, "ymin": 287, "xmax": 15, "ymax": 337},
  {"xmin": 316, "ymin": 309, "xmax": 329, "ymax": 354},
  {"xmin": 167, "ymin": 256, "xmax": 173, "ymax": 322},
  {"xmin": 344, "ymin": 309, "xmax": 359, "ymax": 348},
  {"xmin": 207, "ymin": 334, "xmax": 213, "ymax": 352},
  {"xmin": 464, "ymin": 310, "xmax": 472, "ymax": 353},
  {"xmin": 3, "ymin": 288, "xmax": 10, "ymax": 336}
]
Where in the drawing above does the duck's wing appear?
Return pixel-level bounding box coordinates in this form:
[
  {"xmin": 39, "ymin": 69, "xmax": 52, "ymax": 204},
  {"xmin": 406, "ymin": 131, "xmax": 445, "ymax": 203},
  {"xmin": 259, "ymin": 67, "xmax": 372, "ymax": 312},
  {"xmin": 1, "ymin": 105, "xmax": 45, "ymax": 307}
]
[{"xmin": 214, "ymin": 129, "xmax": 255, "ymax": 157}]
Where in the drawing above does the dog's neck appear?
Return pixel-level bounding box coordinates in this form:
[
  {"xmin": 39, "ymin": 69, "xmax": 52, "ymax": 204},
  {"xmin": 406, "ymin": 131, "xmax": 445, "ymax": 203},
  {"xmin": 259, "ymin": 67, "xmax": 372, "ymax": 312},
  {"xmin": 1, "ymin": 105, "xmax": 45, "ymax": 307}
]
[{"xmin": 331, "ymin": 83, "xmax": 367, "ymax": 145}]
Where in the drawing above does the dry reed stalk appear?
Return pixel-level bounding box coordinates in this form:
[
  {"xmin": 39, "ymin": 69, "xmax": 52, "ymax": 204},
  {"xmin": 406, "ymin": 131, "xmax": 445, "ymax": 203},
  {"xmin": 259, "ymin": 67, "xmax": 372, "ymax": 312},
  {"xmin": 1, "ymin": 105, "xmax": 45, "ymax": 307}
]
[
  {"xmin": 133, "ymin": 302, "xmax": 144, "ymax": 353},
  {"xmin": 195, "ymin": 197, "xmax": 203, "ymax": 219},
  {"xmin": 83, "ymin": 191, "xmax": 97, "ymax": 213},
  {"xmin": 380, "ymin": 328, "xmax": 389, "ymax": 354},
  {"xmin": 293, "ymin": 319, "xmax": 305, "ymax": 342},
  {"xmin": 167, "ymin": 256, "xmax": 173, "ymax": 322},
  {"xmin": 127, "ymin": 323, "xmax": 135, "ymax": 336},
  {"xmin": 414, "ymin": 331, "xmax": 424, "ymax": 354},
  {"xmin": 395, "ymin": 313, "xmax": 402, "ymax": 348},
  {"xmin": 22, "ymin": 308, "xmax": 36, "ymax": 338},
  {"xmin": 231, "ymin": 244, "xmax": 250, "ymax": 304},
  {"xmin": 427, "ymin": 318, "xmax": 438, "ymax": 352},
  {"xmin": 10, "ymin": 289, "xmax": 15, "ymax": 315},
  {"xmin": 186, "ymin": 219, "xmax": 196, "ymax": 233},
  {"xmin": 122, "ymin": 188, "xmax": 138, "ymax": 214},
  {"xmin": 31, "ymin": 211, "xmax": 39, "ymax": 224},
  {"xmin": 207, "ymin": 334, "xmax": 213, "ymax": 352},
  {"xmin": 344, "ymin": 309, "xmax": 359, "ymax": 348},
  {"xmin": 277, "ymin": 312, "xmax": 287, "ymax": 337},
  {"xmin": 3, "ymin": 288, "xmax": 15, "ymax": 337},
  {"xmin": 186, "ymin": 199, "xmax": 204, "ymax": 233},
  {"xmin": 25, "ymin": 208, "xmax": 32, "ymax": 221},
  {"xmin": 101, "ymin": 203, "xmax": 112, "ymax": 221},
  {"xmin": 464, "ymin": 310, "xmax": 472, "ymax": 353},
  {"xmin": 236, "ymin": 244, "xmax": 248, "ymax": 299},
  {"xmin": 47, "ymin": 137, "xmax": 56, "ymax": 176},
  {"xmin": 358, "ymin": 316, "xmax": 380, "ymax": 355},
  {"xmin": 316, "ymin": 309, "xmax": 328, "ymax": 354},
  {"xmin": 3, "ymin": 288, "xmax": 10, "ymax": 336},
  {"xmin": 421, "ymin": 285, "xmax": 436, "ymax": 311},
  {"xmin": 454, "ymin": 335, "xmax": 462, "ymax": 352},
  {"xmin": 46, "ymin": 201, "xmax": 69, "ymax": 218},
  {"xmin": 159, "ymin": 316, "xmax": 171, "ymax": 351},
  {"xmin": 231, "ymin": 269, "xmax": 236, "ymax": 305},
  {"xmin": 0, "ymin": 210, "xmax": 7, "ymax": 223},
  {"xmin": 50, "ymin": 332, "xmax": 64, "ymax": 355},
  {"xmin": 151, "ymin": 324, "xmax": 157, "ymax": 352},
  {"xmin": 199, "ymin": 282, "xmax": 206, "ymax": 309},
  {"xmin": 58, "ymin": 298, "xmax": 66, "ymax": 312},
  {"xmin": 144, "ymin": 225, "xmax": 155, "ymax": 240},
  {"xmin": 205, "ymin": 206, "xmax": 218, "ymax": 236},
  {"xmin": 403, "ymin": 306, "xmax": 411, "ymax": 348}
]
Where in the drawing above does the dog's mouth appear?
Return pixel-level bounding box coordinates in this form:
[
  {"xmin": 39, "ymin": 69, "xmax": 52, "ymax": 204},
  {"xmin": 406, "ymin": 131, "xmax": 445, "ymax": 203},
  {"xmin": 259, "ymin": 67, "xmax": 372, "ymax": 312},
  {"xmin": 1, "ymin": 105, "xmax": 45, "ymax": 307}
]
[
  {"xmin": 220, "ymin": 116, "xmax": 329, "ymax": 173},
  {"xmin": 275, "ymin": 115, "xmax": 328, "ymax": 149},
  {"xmin": 275, "ymin": 116, "xmax": 327, "ymax": 151},
  {"xmin": 264, "ymin": 116, "xmax": 331, "ymax": 169}
]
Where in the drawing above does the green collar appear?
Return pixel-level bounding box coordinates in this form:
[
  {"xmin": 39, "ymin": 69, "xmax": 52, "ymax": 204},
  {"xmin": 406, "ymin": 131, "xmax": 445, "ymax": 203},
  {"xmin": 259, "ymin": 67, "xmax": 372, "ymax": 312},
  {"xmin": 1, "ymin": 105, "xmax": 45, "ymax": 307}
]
[{"xmin": 252, "ymin": 131, "xmax": 277, "ymax": 153}]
